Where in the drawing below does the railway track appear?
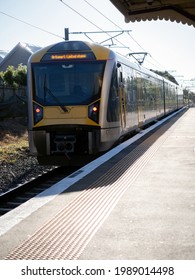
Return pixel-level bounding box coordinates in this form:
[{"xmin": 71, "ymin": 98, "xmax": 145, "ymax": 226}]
[
  {"xmin": 0, "ymin": 108, "xmax": 187, "ymax": 217},
  {"xmin": 0, "ymin": 166, "xmax": 78, "ymax": 216}
]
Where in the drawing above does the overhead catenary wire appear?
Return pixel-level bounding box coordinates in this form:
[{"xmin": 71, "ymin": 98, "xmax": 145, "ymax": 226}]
[
  {"xmin": 82, "ymin": 0, "xmax": 166, "ymax": 71},
  {"xmin": 59, "ymin": 0, "xmax": 131, "ymax": 50},
  {"xmin": 0, "ymin": 10, "xmax": 64, "ymax": 40},
  {"xmin": 59, "ymin": 0, "xmax": 105, "ymax": 34},
  {"xmin": 0, "ymin": 3, "xmax": 133, "ymax": 56},
  {"xmin": 1, "ymin": 1, "xmax": 169, "ymax": 73},
  {"xmin": 59, "ymin": 0, "xmax": 135, "ymax": 52},
  {"xmin": 83, "ymin": 0, "xmax": 146, "ymax": 52},
  {"xmin": 60, "ymin": 0, "xmax": 166, "ymax": 71},
  {"xmin": 77, "ymin": 0, "xmax": 166, "ymax": 71}
]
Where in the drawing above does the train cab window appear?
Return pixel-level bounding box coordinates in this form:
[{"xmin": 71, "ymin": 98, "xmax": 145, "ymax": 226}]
[
  {"xmin": 31, "ymin": 61, "xmax": 106, "ymax": 106},
  {"xmin": 107, "ymin": 64, "xmax": 120, "ymax": 122}
]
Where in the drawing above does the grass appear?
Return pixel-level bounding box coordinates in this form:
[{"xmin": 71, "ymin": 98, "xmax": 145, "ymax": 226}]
[
  {"xmin": 0, "ymin": 119, "xmax": 29, "ymax": 163},
  {"xmin": 0, "ymin": 139, "xmax": 28, "ymax": 163}
]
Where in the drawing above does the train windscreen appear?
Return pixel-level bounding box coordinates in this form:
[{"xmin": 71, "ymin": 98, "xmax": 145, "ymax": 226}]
[{"xmin": 32, "ymin": 61, "xmax": 106, "ymax": 106}]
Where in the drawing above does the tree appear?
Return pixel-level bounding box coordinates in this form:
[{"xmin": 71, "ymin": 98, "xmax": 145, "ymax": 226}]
[
  {"xmin": 0, "ymin": 64, "xmax": 27, "ymax": 87},
  {"xmin": 14, "ymin": 64, "xmax": 27, "ymax": 86},
  {"xmin": 0, "ymin": 71, "xmax": 4, "ymax": 85},
  {"xmin": 3, "ymin": 65, "xmax": 15, "ymax": 86},
  {"xmin": 150, "ymin": 69, "xmax": 179, "ymax": 85}
]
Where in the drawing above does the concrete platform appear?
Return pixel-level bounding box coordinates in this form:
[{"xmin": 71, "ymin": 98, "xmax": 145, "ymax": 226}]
[
  {"xmin": 0, "ymin": 108, "xmax": 195, "ymax": 260},
  {"xmin": 80, "ymin": 108, "xmax": 195, "ymax": 260}
]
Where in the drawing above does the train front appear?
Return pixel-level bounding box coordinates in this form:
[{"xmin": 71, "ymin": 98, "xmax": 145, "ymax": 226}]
[{"xmin": 28, "ymin": 41, "xmax": 112, "ymax": 165}]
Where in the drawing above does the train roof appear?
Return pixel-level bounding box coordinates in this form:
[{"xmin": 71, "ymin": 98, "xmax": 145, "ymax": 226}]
[
  {"xmin": 113, "ymin": 50, "xmax": 180, "ymax": 87},
  {"xmin": 29, "ymin": 40, "xmax": 181, "ymax": 88}
]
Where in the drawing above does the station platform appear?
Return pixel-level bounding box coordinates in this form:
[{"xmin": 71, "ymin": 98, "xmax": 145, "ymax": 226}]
[{"xmin": 0, "ymin": 108, "xmax": 195, "ymax": 260}]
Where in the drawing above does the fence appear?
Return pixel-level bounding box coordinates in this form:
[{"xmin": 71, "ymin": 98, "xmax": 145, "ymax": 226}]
[{"xmin": 0, "ymin": 86, "xmax": 27, "ymax": 119}]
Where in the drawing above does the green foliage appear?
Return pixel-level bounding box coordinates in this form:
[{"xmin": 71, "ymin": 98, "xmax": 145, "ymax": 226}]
[
  {"xmin": 0, "ymin": 64, "xmax": 27, "ymax": 87},
  {"xmin": 14, "ymin": 64, "xmax": 27, "ymax": 86},
  {"xmin": 3, "ymin": 65, "xmax": 15, "ymax": 86},
  {"xmin": 0, "ymin": 71, "xmax": 4, "ymax": 80},
  {"xmin": 183, "ymin": 88, "xmax": 195, "ymax": 104},
  {"xmin": 150, "ymin": 69, "xmax": 179, "ymax": 85}
]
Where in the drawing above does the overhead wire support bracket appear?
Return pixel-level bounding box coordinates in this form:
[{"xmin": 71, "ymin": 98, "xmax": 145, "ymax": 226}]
[
  {"xmin": 64, "ymin": 28, "xmax": 132, "ymax": 45},
  {"xmin": 69, "ymin": 29, "xmax": 132, "ymax": 35},
  {"xmin": 100, "ymin": 31, "xmax": 125, "ymax": 45}
]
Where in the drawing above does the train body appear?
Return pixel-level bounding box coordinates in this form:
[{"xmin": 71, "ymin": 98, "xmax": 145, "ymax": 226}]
[{"xmin": 28, "ymin": 41, "xmax": 183, "ymax": 165}]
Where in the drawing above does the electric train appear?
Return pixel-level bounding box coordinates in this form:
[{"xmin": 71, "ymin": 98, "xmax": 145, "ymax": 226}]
[{"xmin": 27, "ymin": 40, "xmax": 184, "ymax": 165}]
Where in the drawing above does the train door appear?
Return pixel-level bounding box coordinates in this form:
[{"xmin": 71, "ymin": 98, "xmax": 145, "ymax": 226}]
[
  {"xmin": 136, "ymin": 72, "xmax": 144, "ymax": 126},
  {"xmin": 118, "ymin": 66, "xmax": 126, "ymax": 130},
  {"xmin": 162, "ymin": 80, "xmax": 166, "ymax": 114}
]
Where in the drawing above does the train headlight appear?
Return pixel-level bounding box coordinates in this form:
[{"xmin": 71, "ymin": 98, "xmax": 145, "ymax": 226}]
[
  {"xmin": 33, "ymin": 103, "xmax": 43, "ymax": 124},
  {"xmin": 88, "ymin": 101, "xmax": 100, "ymax": 123}
]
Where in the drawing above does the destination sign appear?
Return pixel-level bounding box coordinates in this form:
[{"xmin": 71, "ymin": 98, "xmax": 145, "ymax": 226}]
[
  {"xmin": 41, "ymin": 52, "xmax": 96, "ymax": 61},
  {"xmin": 51, "ymin": 54, "xmax": 87, "ymax": 60}
]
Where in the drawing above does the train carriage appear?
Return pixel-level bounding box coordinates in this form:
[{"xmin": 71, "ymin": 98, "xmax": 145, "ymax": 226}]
[{"xmin": 28, "ymin": 40, "xmax": 183, "ymax": 165}]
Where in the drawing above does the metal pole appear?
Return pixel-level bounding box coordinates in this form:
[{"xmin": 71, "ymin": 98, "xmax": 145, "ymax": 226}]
[{"xmin": 64, "ymin": 28, "xmax": 69, "ymax": 41}]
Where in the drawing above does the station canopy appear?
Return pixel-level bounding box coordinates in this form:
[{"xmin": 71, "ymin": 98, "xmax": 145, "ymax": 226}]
[{"xmin": 109, "ymin": 0, "xmax": 195, "ymax": 27}]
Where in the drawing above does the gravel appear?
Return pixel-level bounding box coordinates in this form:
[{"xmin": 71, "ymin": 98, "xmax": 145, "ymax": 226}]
[
  {"xmin": 0, "ymin": 152, "xmax": 52, "ymax": 194},
  {"xmin": 0, "ymin": 118, "xmax": 52, "ymax": 194}
]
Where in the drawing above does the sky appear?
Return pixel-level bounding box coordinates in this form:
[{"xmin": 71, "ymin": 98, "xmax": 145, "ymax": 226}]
[{"xmin": 0, "ymin": 0, "xmax": 195, "ymax": 89}]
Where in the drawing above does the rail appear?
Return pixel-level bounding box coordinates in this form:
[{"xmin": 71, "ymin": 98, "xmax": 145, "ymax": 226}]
[{"xmin": 0, "ymin": 166, "xmax": 77, "ymax": 216}]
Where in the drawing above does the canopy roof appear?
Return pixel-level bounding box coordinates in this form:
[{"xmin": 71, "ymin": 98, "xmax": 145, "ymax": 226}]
[{"xmin": 110, "ymin": 0, "xmax": 195, "ymax": 27}]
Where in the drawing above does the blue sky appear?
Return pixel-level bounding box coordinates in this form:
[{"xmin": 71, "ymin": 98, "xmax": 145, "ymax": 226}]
[{"xmin": 0, "ymin": 0, "xmax": 195, "ymax": 88}]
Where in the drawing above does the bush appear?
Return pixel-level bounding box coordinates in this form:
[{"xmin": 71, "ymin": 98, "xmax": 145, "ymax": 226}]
[
  {"xmin": 3, "ymin": 66, "xmax": 15, "ymax": 86},
  {"xmin": 14, "ymin": 64, "xmax": 27, "ymax": 86},
  {"xmin": 0, "ymin": 64, "xmax": 27, "ymax": 87}
]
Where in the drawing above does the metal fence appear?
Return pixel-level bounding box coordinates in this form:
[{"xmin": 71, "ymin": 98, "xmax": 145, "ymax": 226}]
[{"xmin": 0, "ymin": 86, "xmax": 27, "ymax": 119}]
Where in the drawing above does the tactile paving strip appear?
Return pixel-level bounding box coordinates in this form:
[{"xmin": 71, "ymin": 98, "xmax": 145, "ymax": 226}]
[{"xmin": 5, "ymin": 115, "xmax": 180, "ymax": 259}]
